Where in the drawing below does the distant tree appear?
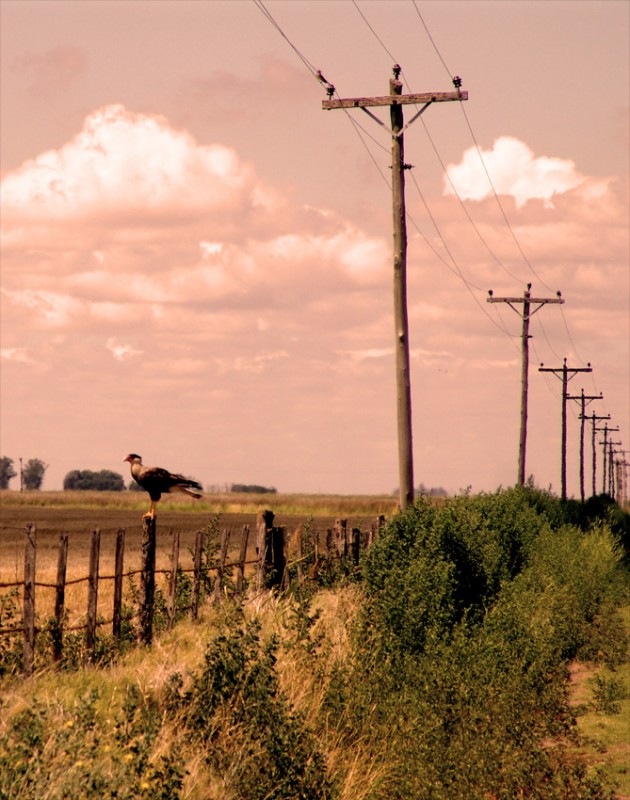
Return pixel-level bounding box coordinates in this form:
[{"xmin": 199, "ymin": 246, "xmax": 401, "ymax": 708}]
[
  {"xmin": 0, "ymin": 457, "xmax": 17, "ymax": 489},
  {"xmin": 230, "ymin": 483, "xmax": 277, "ymax": 494},
  {"xmin": 417, "ymin": 483, "xmax": 448, "ymax": 498},
  {"xmin": 22, "ymin": 458, "xmax": 48, "ymax": 490},
  {"xmin": 128, "ymin": 479, "xmax": 144, "ymax": 491},
  {"xmin": 63, "ymin": 469, "xmax": 125, "ymax": 491}
]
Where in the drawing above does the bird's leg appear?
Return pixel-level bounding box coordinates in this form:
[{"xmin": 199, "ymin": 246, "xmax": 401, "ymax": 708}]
[{"xmin": 142, "ymin": 501, "xmax": 157, "ymax": 520}]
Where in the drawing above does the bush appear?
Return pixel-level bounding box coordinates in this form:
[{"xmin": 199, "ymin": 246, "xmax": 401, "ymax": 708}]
[{"xmin": 63, "ymin": 469, "xmax": 126, "ymax": 491}]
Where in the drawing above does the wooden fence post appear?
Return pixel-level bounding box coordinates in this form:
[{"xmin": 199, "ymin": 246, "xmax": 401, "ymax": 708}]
[
  {"xmin": 334, "ymin": 519, "xmax": 348, "ymax": 557},
  {"xmin": 296, "ymin": 526, "xmax": 304, "ymax": 585},
  {"xmin": 23, "ymin": 523, "xmax": 36, "ymax": 676},
  {"xmin": 140, "ymin": 517, "xmax": 156, "ymax": 645},
  {"xmin": 53, "ymin": 534, "xmax": 68, "ymax": 663},
  {"xmin": 86, "ymin": 528, "xmax": 100, "ymax": 657},
  {"xmin": 167, "ymin": 530, "xmax": 180, "ymax": 630},
  {"xmin": 112, "ymin": 528, "xmax": 125, "ymax": 641},
  {"xmin": 213, "ymin": 529, "xmax": 230, "ymax": 603},
  {"xmin": 270, "ymin": 526, "xmax": 286, "ymax": 589},
  {"xmin": 191, "ymin": 530, "xmax": 204, "ymax": 620},
  {"xmin": 235, "ymin": 525, "xmax": 249, "ymax": 594},
  {"xmin": 256, "ymin": 510, "xmax": 274, "ymax": 591},
  {"xmin": 351, "ymin": 528, "xmax": 361, "ymax": 565}
]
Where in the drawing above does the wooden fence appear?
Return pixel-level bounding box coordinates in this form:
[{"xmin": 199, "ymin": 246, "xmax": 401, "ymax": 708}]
[{"xmin": 0, "ymin": 511, "xmax": 385, "ymax": 675}]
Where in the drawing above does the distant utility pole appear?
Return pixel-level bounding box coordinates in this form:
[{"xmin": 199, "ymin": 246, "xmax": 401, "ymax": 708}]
[
  {"xmin": 487, "ymin": 284, "xmax": 564, "ymax": 486},
  {"xmin": 539, "ymin": 358, "xmax": 592, "ymax": 500},
  {"xmin": 616, "ymin": 451, "xmax": 628, "ymax": 505},
  {"xmin": 567, "ymin": 388, "xmax": 602, "ymax": 502},
  {"xmin": 589, "ymin": 412, "xmax": 610, "ymax": 496},
  {"xmin": 323, "ymin": 68, "xmax": 467, "ymax": 511},
  {"xmin": 19, "ymin": 457, "xmax": 23, "ymax": 493},
  {"xmin": 598, "ymin": 422, "xmax": 619, "ymax": 495},
  {"xmin": 608, "ymin": 441, "xmax": 622, "ymax": 499}
]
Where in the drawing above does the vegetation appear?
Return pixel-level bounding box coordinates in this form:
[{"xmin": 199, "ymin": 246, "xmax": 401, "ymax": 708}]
[
  {"xmin": 0, "ymin": 487, "xmax": 628, "ymax": 799},
  {"xmin": 21, "ymin": 459, "xmax": 48, "ymax": 491},
  {"xmin": 0, "ymin": 458, "xmax": 17, "ymax": 490},
  {"xmin": 230, "ymin": 483, "xmax": 277, "ymax": 494},
  {"xmin": 63, "ymin": 469, "xmax": 126, "ymax": 491}
]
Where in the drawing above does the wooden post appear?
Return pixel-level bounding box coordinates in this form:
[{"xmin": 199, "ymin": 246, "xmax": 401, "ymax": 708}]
[
  {"xmin": 390, "ymin": 72, "xmax": 414, "ymax": 511},
  {"xmin": 53, "ymin": 534, "xmax": 68, "ymax": 662},
  {"xmin": 351, "ymin": 528, "xmax": 361, "ymax": 565},
  {"xmin": 86, "ymin": 528, "xmax": 100, "ymax": 657},
  {"xmin": 112, "ymin": 528, "xmax": 125, "ymax": 641},
  {"xmin": 167, "ymin": 530, "xmax": 180, "ymax": 630},
  {"xmin": 213, "ymin": 529, "xmax": 231, "ymax": 603},
  {"xmin": 271, "ymin": 526, "xmax": 286, "ymax": 589},
  {"xmin": 191, "ymin": 530, "xmax": 204, "ymax": 620},
  {"xmin": 235, "ymin": 525, "xmax": 249, "ymax": 594},
  {"xmin": 140, "ymin": 517, "xmax": 156, "ymax": 645},
  {"xmin": 23, "ymin": 523, "xmax": 36, "ymax": 676},
  {"xmin": 334, "ymin": 519, "xmax": 348, "ymax": 557},
  {"xmin": 256, "ymin": 510, "xmax": 274, "ymax": 591},
  {"xmin": 296, "ymin": 526, "xmax": 304, "ymax": 585}
]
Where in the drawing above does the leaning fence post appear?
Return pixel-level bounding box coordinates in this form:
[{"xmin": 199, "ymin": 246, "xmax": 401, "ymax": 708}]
[
  {"xmin": 213, "ymin": 529, "xmax": 231, "ymax": 603},
  {"xmin": 53, "ymin": 534, "xmax": 68, "ymax": 663},
  {"xmin": 86, "ymin": 528, "xmax": 100, "ymax": 657},
  {"xmin": 191, "ymin": 530, "xmax": 204, "ymax": 620},
  {"xmin": 296, "ymin": 526, "xmax": 304, "ymax": 585},
  {"xmin": 112, "ymin": 528, "xmax": 125, "ymax": 641},
  {"xmin": 140, "ymin": 517, "xmax": 156, "ymax": 645},
  {"xmin": 23, "ymin": 523, "xmax": 36, "ymax": 676},
  {"xmin": 235, "ymin": 525, "xmax": 249, "ymax": 594},
  {"xmin": 167, "ymin": 530, "xmax": 180, "ymax": 630}
]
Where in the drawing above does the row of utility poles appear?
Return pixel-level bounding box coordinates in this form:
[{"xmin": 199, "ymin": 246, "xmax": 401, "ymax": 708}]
[{"xmin": 322, "ymin": 68, "xmax": 625, "ymax": 509}]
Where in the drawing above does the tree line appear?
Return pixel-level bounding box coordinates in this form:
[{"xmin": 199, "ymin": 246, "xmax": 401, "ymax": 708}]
[
  {"xmin": 0, "ymin": 457, "xmax": 47, "ymax": 490},
  {"xmin": 0, "ymin": 457, "xmax": 278, "ymax": 494}
]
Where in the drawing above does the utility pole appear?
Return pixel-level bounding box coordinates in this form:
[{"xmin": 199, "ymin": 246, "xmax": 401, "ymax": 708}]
[
  {"xmin": 567, "ymin": 388, "xmax": 602, "ymax": 502},
  {"xmin": 608, "ymin": 441, "xmax": 622, "ymax": 499},
  {"xmin": 598, "ymin": 423, "xmax": 619, "ymax": 495},
  {"xmin": 487, "ymin": 284, "xmax": 564, "ymax": 486},
  {"xmin": 19, "ymin": 457, "xmax": 23, "ymax": 493},
  {"xmin": 589, "ymin": 413, "xmax": 610, "ymax": 496},
  {"xmin": 323, "ymin": 69, "xmax": 467, "ymax": 511},
  {"xmin": 616, "ymin": 451, "xmax": 628, "ymax": 505},
  {"xmin": 539, "ymin": 358, "xmax": 592, "ymax": 500}
]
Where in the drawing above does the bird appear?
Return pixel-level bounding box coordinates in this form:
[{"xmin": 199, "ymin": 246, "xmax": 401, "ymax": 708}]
[{"xmin": 123, "ymin": 454, "xmax": 203, "ymax": 519}]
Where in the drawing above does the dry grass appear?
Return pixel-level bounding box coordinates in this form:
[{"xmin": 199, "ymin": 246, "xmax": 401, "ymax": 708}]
[{"xmin": 0, "ymin": 585, "xmax": 394, "ymax": 799}]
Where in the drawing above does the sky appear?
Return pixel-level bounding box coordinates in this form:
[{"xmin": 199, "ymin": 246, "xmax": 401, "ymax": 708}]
[{"xmin": 1, "ymin": 0, "xmax": 628, "ymax": 499}]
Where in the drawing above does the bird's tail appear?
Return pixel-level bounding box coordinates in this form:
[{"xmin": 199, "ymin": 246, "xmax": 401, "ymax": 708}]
[
  {"xmin": 171, "ymin": 474, "xmax": 203, "ymax": 499},
  {"xmin": 179, "ymin": 486, "xmax": 203, "ymax": 499}
]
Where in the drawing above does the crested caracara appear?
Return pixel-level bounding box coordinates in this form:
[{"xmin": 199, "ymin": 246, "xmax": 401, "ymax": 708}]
[{"xmin": 124, "ymin": 454, "xmax": 203, "ymax": 519}]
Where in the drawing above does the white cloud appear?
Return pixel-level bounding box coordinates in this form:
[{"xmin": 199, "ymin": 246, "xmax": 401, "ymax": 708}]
[
  {"xmin": 444, "ymin": 136, "xmax": 588, "ymax": 208},
  {"xmin": 0, "ymin": 347, "xmax": 31, "ymax": 363},
  {"xmin": 106, "ymin": 338, "xmax": 143, "ymax": 361},
  {"xmin": 0, "ymin": 104, "xmax": 255, "ymax": 224}
]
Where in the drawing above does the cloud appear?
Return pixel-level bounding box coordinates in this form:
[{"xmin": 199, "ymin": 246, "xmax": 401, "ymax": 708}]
[
  {"xmin": 106, "ymin": 338, "xmax": 143, "ymax": 361},
  {"xmin": 444, "ymin": 136, "xmax": 592, "ymax": 208}
]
